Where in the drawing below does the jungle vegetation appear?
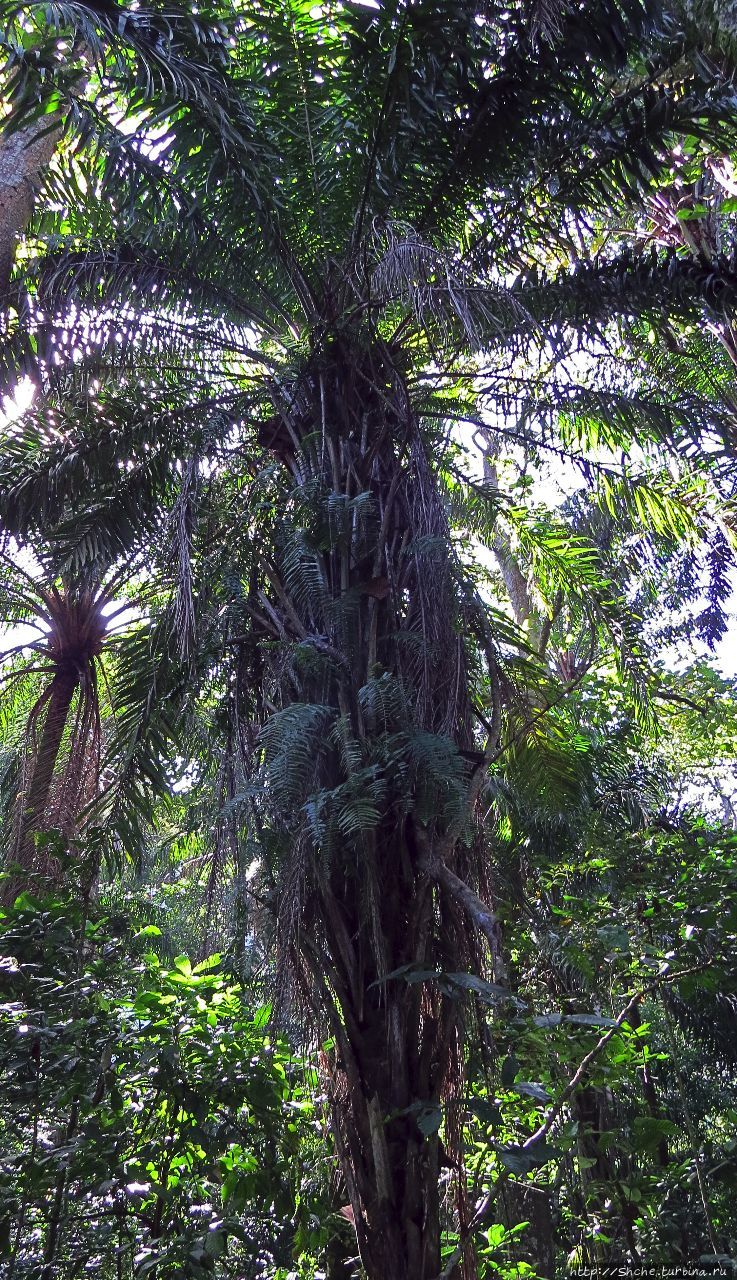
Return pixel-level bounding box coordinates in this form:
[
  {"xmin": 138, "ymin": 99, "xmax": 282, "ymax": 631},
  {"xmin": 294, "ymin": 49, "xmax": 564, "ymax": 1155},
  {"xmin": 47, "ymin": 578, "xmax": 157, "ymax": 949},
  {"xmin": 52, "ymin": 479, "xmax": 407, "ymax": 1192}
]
[{"xmin": 1, "ymin": 0, "xmax": 737, "ymax": 1275}]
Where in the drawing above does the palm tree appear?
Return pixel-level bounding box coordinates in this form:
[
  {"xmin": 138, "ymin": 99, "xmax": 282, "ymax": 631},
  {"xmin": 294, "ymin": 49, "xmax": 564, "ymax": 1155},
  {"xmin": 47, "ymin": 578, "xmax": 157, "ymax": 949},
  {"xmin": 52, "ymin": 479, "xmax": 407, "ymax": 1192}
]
[
  {"xmin": 3, "ymin": 0, "xmax": 737, "ymax": 1273},
  {"xmin": 0, "ymin": 552, "xmax": 182, "ymax": 897},
  {"xmin": 2, "ymin": 569, "xmax": 107, "ymax": 871}
]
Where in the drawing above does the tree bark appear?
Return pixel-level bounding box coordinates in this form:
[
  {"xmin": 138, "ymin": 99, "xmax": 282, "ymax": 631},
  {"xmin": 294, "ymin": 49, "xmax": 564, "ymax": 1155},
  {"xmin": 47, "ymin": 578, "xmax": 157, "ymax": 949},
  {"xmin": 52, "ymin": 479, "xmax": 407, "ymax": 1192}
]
[
  {"xmin": 0, "ymin": 118, "xmax": 61, "ymax": 302},
  {"xmin": 303, "ymin": 837, "xmax": 459, "ymax": 1280},
  {"xmin": 8, "ymin": 670, "xmax": 78, "ymax": 897},
  {"xmin": 500, "ymin": 1183, "xmax": 556, "ymax": 1279}
]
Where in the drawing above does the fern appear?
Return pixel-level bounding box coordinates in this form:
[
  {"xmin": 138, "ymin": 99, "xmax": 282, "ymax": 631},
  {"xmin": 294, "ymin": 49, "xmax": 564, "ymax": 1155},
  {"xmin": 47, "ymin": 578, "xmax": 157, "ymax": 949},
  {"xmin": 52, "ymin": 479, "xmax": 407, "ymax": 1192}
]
[
  {"xmin": 358, "ymin": 672, "xmax": 411, "ymax": 731},
  {"xmin": 260, "ymin": 703, "xmax": 335, "ymax": 811},
  {"xmin": 406, "ymin": 730, "xmax": 470, "ymax": 831}
]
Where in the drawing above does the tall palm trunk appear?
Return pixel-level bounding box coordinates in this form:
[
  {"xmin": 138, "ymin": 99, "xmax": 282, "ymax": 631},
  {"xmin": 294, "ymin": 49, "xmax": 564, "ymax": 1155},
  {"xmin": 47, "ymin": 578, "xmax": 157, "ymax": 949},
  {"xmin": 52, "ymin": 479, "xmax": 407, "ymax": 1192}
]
[
  {"xmin": 257, "ymin": 333, "xmax": 493, "ymax": 1278},
  {"xmin": 307, "ymin": 837, "xmax": 457, "ymax": 1278}
]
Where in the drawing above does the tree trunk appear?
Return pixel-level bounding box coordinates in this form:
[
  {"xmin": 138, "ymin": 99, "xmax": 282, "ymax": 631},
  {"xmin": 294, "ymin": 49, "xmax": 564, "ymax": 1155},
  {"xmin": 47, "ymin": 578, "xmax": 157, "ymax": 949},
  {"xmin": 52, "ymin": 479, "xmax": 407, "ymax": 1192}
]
[
  {"xmin": 311, "ymin": 863, "xmax": 457, "ymax": 1279},
  {"xmin": 255, "ymin": 336, "xmax": 494, "ymax": 1278},
  {"xmin": 0, "ymin": 118, "xmax": 61, "ymax": 303},
  {"xmin": 500, "ymin": 1183, "xmax": 556, "ymax": 1279},
  {"xmin": 9, "ymin": 670, "xmax": 78, "ymax": 895}
]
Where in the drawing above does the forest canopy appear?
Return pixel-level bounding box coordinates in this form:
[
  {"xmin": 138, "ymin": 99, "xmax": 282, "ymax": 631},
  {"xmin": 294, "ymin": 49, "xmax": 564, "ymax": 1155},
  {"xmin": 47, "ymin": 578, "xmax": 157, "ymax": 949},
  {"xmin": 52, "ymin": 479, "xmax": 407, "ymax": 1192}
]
[{"xmin": 1, "ymin": 0, "xmax": 737, "ymax": 1275}]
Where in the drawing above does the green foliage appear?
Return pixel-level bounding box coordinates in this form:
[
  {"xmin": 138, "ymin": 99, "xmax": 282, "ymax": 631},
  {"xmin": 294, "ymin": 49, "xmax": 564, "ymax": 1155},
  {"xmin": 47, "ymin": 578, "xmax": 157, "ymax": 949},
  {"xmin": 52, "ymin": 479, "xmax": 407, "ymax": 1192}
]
[{"xmin": 0, "ymin": 892, "xmax": 332, "ymax": 1278}]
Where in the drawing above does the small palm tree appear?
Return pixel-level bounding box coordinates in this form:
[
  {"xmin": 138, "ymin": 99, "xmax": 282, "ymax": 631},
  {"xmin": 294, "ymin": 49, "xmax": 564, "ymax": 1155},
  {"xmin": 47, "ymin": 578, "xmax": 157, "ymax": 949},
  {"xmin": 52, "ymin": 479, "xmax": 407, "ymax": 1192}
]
[
  {"xmin": 0, "ymin": 563, "xmax": 121, "ymax": 891},
  {"xmin": 0, "ymin": 533, "xmax": 194, "ymax": 898}
]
